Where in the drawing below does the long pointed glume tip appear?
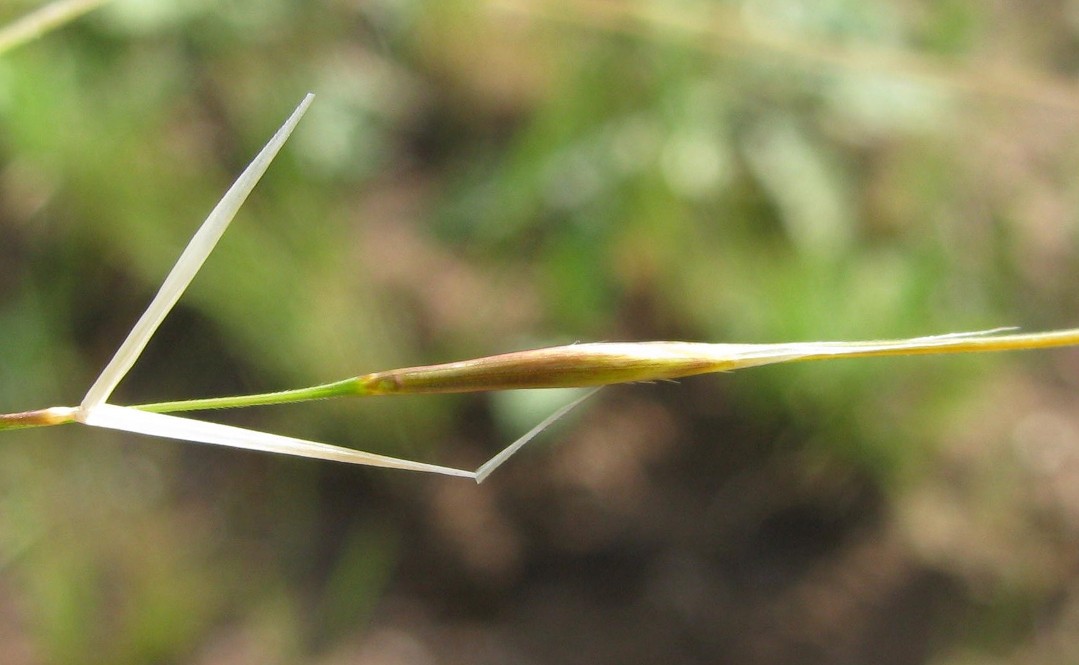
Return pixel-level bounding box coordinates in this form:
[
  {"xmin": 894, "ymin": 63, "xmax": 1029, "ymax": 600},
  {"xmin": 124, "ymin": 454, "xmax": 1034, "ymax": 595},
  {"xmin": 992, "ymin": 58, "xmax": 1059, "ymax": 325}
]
[{"xmin": 79, "ymin": 94, "xmax": 314, "ymax": 410}]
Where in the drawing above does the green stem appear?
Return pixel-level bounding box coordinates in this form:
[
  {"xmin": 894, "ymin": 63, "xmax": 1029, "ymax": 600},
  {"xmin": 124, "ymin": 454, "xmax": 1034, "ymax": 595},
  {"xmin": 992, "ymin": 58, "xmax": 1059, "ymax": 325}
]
[{"xmin": 134, "ymin": 377, "xmax": 363, "ymax": 413}]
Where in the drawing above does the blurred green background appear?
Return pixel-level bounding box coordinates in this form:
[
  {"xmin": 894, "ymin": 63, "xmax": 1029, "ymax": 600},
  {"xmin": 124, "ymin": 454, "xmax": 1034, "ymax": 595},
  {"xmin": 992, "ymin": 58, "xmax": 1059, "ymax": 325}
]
[{"xmin": 2, "ymin": 0, "xmax": 1079, "ymax": 662}]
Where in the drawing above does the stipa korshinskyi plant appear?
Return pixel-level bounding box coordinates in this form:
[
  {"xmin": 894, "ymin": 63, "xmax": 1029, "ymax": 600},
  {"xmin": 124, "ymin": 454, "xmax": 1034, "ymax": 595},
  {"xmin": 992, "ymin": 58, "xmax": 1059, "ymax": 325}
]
[{"xmin": 3, "ymin": 95, "xmax": 1079, "ymax": 482}]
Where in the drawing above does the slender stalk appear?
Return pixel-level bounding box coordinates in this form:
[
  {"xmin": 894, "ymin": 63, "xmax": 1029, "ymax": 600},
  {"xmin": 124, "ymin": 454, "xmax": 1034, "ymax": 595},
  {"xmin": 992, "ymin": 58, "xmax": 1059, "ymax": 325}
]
[{"xmin": 135, "ymin": 379, "xmax": 359, "ymax": 414}]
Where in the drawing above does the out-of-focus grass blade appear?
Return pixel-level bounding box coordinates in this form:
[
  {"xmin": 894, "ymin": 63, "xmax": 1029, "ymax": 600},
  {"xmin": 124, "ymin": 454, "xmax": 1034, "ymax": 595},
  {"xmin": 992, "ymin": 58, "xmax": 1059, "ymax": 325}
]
[{"xmin": 0, "ymin": 0, "xmax": 113, "ymax": 55}]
